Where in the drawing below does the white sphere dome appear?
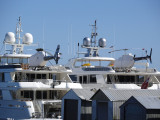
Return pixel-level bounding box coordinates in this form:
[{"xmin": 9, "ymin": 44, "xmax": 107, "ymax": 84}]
[
  {"xmin": 23, "ymin": 33, "xmax": 33, "ymax": 44},
  {"xmin": 4, "ymin": 32, "xmax": 15, "ymax": 44}
]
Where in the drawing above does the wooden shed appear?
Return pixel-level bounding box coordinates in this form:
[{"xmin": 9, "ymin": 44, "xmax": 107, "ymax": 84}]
[
  {"xmin": 120, "ymin": 96, "xmax": 160, "ymax": 120},
  {"xmin": 61, "ymin": 89, "xmax": 94, "ymax": 120}
]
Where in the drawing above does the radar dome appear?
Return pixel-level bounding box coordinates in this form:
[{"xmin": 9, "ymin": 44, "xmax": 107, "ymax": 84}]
[
  {"xmin": 99, "ymin": 38, "xmax": 106, "ymax": 48},
  {"xmin": 23, "ymin": 33, "xmax": 33, "ymax": 44},
  {"xmin": 83, "ymin": 37, "xmax": 91, "ymax": 47},
  {"xmin": 4, "ymin": 32, "xmax": 15, "ymax": 44}
]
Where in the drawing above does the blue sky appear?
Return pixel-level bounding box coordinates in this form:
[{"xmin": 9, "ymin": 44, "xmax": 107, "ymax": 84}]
[{"xmin": 0, "ymin": 0, "xmax": 160, "ymax": 70}]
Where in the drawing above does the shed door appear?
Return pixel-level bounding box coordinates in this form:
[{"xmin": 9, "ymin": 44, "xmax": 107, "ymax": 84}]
[
  {"xmin": 125, "ymin": 104, "xmax": 145, "ymax": 120},
  {"xmin": 64, "ymin": 99, "xmax": 78, "ymax": 120},
  {"xmin": 97, "ymin": 102, "xmax": 108, "ymax": 120}
]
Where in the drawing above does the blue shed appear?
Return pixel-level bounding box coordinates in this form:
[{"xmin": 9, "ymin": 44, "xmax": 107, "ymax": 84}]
[
  {"xmin": 61, "ymin": 89, "xmax": 94, "ymax": 120},
  {"xmin": 120, "ymin": 96, "xmax": 160, "ymax": 120}
]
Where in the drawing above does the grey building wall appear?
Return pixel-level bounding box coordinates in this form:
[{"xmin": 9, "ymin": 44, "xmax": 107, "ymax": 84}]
[
  {"xmin": 146, "ymin": 109, "xmax": 160, "ymax": 119},
  {"xmin": 81, "ymin": 100, "xmax": 92, "ymax": 120},
  {"xmin": 113, "ymin": 101, "xmax": 124, "ymax": 120},
  {"xmin": 147, "ymin": 113, "xmax": 160, "ymax": 119}
]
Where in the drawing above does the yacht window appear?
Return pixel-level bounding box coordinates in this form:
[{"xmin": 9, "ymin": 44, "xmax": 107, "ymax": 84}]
[
  {"xmin": 21, "ymin": 91, "xmax": 24, "ymax": 96},
  {"xmin": 42, "ymin": 74, "xmax": 46, "ymax": 79},
  {"xmin": 36, "ymin": 91, "xmax": 48, "ymax": 99},
  {"xmin": 21, "ymin": 91, "xmax": 33, "ymax": 100},
  {"xmin": 36, "ymin": 91, "xmax": 42, "ymax": 99},
  {"xmin": 31, "ymin": 74, "xmax": 35, "ymax": 80},
  {"xmin": 90, "ymin": 75, "xmax": 97, "ymax": 83},
  {"xmin": 26, "ymin": 73, "xmax": 30, "ymax": 81},
  {"xmin": 19, "ymin": 58, "xmax": 23, "ymax": 63},
  {"xmin": 43, "ymin": 91, "xmax": 47, "ymax": 99},
  {"xmin": 118, "ymin": 76, "xmax": 135, "ymax": 83},
  {"xmin": 69, "ymin": 75, "xmax": 77, "ymax": 82},
  {"xmin": 49, "ymin": 73, "xmax": 53, "ymax": 79},
  {"xmin": 8, "ymin": 58, "xmax": 12, "ymax": 64},
  {"xmin": 0, "ymin": 90, "xmax": 2, "ymax": 100},
  {"xmin": 37, "ymin": 74, "xmax": 41, "ymax": 79},
  {"xmin": 23, "ymin": 58, "xmax": 28, "ymax": 64},
  {"xmin": 0, "ymin": 73, "xmax": 4, "ymax": 82},
  {"xmin": 1, "ymin": 58, "xmax": 7, "ymax": 64},
  {"xmin": 49, "ymin": 90, "xmax": 54, "ymax": 99},
  {"xmin": 79, "ymin": 76, "xmax": 88, "ymax": 84},
  {"xmin": 138, "ymin": 76, "xmax": 144, "ymax": 83},
  {"xmin": 52, "ymin": 74, "xmax": 56, "ymax": 80},
  {"xmin": 83, "ymin": 76, "xmax": 87, "ymax": 84},
  {"xmin": 24, "ymin": 91, "xmax": 30, "ymax": 98},
  {"xmin": 15, "ymin": 72, "xmax": 22, "ymax": 81},
  {"xmin": 13, "ymin": 58, "xmax": 19, "ymax": 64},
  {"xmin": 79, "ymin": 76, "xmax": 82, "ymax": 83}
]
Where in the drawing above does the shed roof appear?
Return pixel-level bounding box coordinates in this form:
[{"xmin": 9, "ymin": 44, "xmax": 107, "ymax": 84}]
[
  {"xmin": 133, "ymin": 96, "xmax": 160, "ymax": 109},
  {"xmin": 72, "ymin": 89, "xmax": 95, "ymax": 100},
  {"xmin": 92, "ymin": 89, "xmax": 160, "ymax": 101}
]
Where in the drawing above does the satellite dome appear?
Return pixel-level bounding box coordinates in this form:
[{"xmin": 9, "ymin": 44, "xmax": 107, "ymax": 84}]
[
  {"xmin": 4, "ymin": 32, "xmax": 15, "ymax": 44},
  {"xmin": 23, "ymin": 33, "xmax": 33, "ymax": 44},
  {"xmin": 83, "ymin": 37, "xmax": 91, "ymax": 47},
  {"xmin": 99, "ymin": 38, "xmax": 106, "ymax": 48}
]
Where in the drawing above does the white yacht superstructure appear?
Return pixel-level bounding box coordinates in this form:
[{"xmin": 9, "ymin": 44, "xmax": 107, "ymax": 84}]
[
  {"xmin": 66, "ymin": 21, "xmax": 160, "ymax": 89},
  {"xmin": 66, "ymin": 21, "xmax": 115, "ymax": 84},
  {"xmin": 0, "ymin": 17, "xmax": 82, "ymax": 119}
]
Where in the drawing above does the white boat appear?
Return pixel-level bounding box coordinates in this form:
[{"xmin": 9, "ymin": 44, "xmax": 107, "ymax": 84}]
[
  {"xmin": 65, "ymin": 21, "xmax": 115, "ymax": 85},
  {"xmin": 0, "ymin": 17, "xmax": 82, "ymax": 119},
  {"xmin": 65, "ymin": 21, "xmax": 160, "ymax": 90}
]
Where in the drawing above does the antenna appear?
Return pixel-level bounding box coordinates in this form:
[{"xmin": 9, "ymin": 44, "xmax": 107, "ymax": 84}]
[
  {"xmin": 108, "ymin": 48, "xmax": 129, "ymax": 55},
  {"xmin": 71, "ymin": 24, "xmax": 72, "ymax": 56},
  {"xmin": 113, "ymin": 24, "xmax": 116, "ymax": 58},
  {"xmin": 16, "ymin": 16, "xmax": 22, "ymax": 44},
  {"xmin": 78, "ymin": 42, "xmax": 79, "ymax": 58},
  {"xmin": 90, "ymin": 20, "xmax": 98, "ymax": 47},
  {"xmin": 42, "ymin": 19, "xmax": 45, "ymax": 49}
]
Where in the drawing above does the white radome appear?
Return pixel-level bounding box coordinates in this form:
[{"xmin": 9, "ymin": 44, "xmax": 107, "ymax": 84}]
[
  {"xmin": 23, "ymin": 33, "xmax": 33, "ymax": 44},
  {"xmin": 4, "ymin": 32, "xmax": 16, "ymax": 44}
]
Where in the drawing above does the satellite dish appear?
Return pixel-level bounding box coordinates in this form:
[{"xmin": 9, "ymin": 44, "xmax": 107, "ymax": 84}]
[
  {"xmin": 23, "ymin": 33, "xmax": 33, "ymax": 44},
  {"xmin": 99, "ymin": 38, "xmax": 106, "ymax": 48},
  {"xmin": 83, "ymin": 37, "xmax": 91, "ymax": 47},
  {"xmin": 4, "ymin": 32, "xmax": 15, "ymax": 44}
]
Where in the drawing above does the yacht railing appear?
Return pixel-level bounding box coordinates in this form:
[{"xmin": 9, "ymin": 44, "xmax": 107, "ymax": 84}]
[{"xmin": 49, "ymin": 65, "xmax": 69, "ymax": 71}]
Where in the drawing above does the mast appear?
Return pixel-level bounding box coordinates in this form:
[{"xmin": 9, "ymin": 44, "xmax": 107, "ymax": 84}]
[
  {"xmin": 78, "ymin": 20, "xmax": 107, "ymax": 57},
  {"xmin": 16, "ymin": 16, "xmax": 23, "ymax": 44},
  {"xmin": 91, "ymin": 20, "xmax": 98, "ymax": 47}
]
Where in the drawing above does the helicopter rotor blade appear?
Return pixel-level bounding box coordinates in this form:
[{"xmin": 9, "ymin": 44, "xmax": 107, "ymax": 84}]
[{"xmin": 149, "ymin": 48, "xmax": 152, "ymax": 63}]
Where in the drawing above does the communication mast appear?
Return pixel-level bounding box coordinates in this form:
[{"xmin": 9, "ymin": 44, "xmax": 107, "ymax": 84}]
[
  {"xmin": 4, "ymin": 17, "xmax": 33, "ymax": 54},
  {"xmin": 78, "ymin": 20, "xmax": 107, "ymax": 57}
]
